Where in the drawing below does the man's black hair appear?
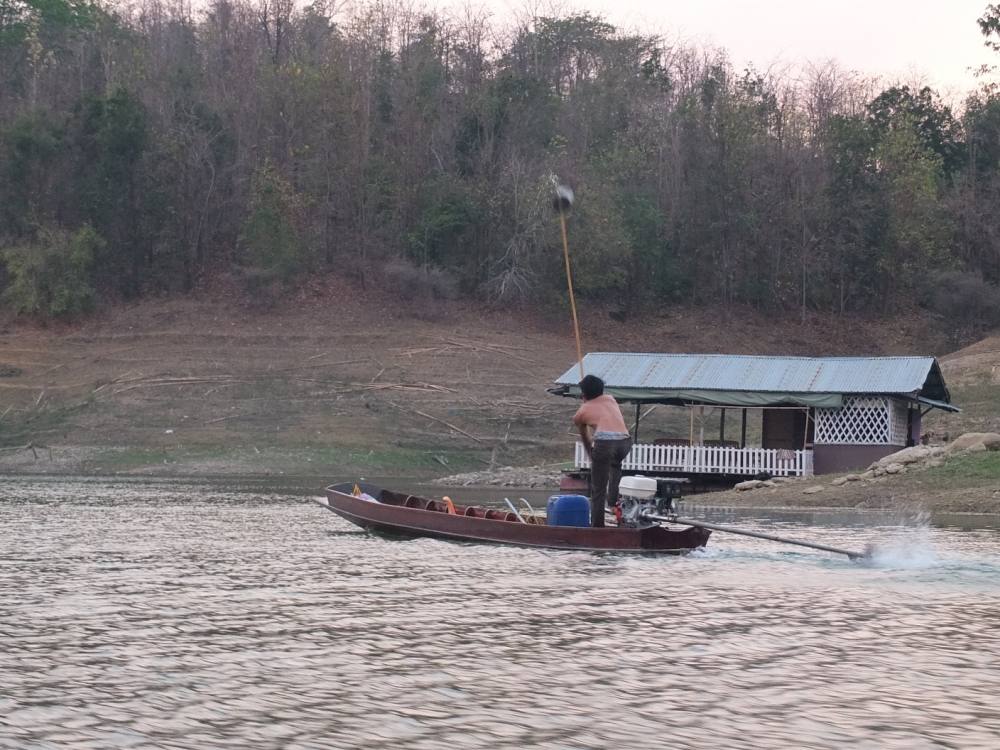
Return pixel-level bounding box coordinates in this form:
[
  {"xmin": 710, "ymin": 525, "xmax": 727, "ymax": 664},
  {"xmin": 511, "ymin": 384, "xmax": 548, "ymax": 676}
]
[{"xmin": 579, "ymin": 374, "xmax": 605, "ymax": 400}]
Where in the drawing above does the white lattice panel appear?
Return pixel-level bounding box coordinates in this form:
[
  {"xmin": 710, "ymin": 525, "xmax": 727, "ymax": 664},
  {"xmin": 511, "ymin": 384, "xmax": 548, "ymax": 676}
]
[{"xmin": 815, "ymin": 397, "xmax": 892, "ymax": 445}]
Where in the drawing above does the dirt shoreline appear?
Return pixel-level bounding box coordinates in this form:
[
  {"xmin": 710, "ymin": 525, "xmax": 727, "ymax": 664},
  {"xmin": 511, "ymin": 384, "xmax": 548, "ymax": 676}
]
[
  {"xmin": 3, "ymin": 464, "xmax": 999, "ymax": 517},
  {"xmin": 2, "ymin": 434, "xmax": 998, "ymax": 514},
  {"xmin": 430, "ymin": 442, "xmax": 1000, "ymax": 514}
]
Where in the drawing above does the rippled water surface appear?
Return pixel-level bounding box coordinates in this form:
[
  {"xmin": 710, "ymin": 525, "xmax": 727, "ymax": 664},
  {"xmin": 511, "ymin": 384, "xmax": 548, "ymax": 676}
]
[{"xmin": 3, "ymin": 477, "xmax": 1000, "ymax": 749}]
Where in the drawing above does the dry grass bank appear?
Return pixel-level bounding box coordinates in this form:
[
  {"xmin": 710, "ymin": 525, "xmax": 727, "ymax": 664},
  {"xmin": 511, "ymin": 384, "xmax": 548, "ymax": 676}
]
[{"xmin": 0, "ymin": 275, "xmax": 993, "ymax": 481}]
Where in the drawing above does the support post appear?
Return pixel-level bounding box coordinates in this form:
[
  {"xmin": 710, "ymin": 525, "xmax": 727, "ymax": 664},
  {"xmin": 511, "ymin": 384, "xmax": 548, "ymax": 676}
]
[
  {"xmin": 719, "ymin": 408, "xmax": 726, "ymax": 444},
  {"xmin": 740, "ymin": 408, "xmax": 747, "ymax": 448},
  {"xmin": 633, "ymin": 402, "xmax": 640, "ymax": 443}
]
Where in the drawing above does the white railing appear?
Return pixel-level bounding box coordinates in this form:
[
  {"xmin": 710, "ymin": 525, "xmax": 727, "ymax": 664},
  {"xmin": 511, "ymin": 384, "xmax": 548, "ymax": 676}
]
[{"xmin": 574, "ymin": 442, "xmax": 814, "ymax": 477}]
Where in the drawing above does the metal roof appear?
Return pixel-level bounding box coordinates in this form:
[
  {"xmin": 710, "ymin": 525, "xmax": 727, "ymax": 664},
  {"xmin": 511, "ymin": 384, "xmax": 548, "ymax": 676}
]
[{"xmin": 554, "ymin": 353, "xmax": 952, "ymax": 403}]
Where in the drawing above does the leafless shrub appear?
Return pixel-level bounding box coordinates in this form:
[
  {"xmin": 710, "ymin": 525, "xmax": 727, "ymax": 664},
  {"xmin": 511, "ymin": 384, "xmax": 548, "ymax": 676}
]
[
  {"xmin": 483, "ymin": 163, "xmax": 549, "ymax": 305},
  {"xmin": 382, "ymin": 258, "xmax": 458, "ymax": 302},
  {"xmin": 924, "ymin": 270, "xmax": 1000, "ymax": 331}
]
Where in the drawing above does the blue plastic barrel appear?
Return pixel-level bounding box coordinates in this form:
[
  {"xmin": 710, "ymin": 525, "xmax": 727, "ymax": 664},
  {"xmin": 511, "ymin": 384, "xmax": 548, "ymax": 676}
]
[{"xmin": 546, "ymin": 494, "xmax": 591, "ymax": 527}]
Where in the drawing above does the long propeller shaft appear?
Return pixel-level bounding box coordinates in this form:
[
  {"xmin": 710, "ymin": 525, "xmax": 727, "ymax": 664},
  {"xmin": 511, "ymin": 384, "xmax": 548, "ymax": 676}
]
[{"xmin": 643, "ymin": 512, "xmax": 868, "ymax": 561}]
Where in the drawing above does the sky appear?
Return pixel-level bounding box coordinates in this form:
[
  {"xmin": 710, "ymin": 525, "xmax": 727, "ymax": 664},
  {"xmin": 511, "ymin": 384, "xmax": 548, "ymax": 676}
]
[{"xmin": 476, "ymin": 0, "xmax": 998, "ymax": 100}]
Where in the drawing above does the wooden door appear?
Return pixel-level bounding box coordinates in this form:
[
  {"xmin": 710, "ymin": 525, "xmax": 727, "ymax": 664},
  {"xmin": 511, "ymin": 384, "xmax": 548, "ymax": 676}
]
[{"xmin": 762, "ymin": 409, "xmax": 810, "ymax": 450}]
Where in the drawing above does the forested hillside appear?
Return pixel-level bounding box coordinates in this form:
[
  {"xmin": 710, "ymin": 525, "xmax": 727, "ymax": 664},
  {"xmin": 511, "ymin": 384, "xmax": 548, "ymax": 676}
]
[{"xmin": 3, "ymin": 0, "xmax": 1000, "ymax": 333}]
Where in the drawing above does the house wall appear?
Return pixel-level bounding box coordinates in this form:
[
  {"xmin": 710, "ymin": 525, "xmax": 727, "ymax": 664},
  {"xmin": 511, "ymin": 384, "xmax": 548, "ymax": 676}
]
[
  {"xmin": 909, "ymin": 408, "xmax": 922, "ymax": 446},
  {"xmin": 813, "ymin": 444, "xmax": 900, "ymax": 474}
]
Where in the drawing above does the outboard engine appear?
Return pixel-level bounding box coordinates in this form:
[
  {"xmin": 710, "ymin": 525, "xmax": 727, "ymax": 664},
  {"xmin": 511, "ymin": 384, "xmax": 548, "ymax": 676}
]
[
  {"xmin": 615, "ymin": 476, "xmax": 687, "ymax": 527},
  {"xmin": 654, "ymin": 478, "xmax": 685, "ymax": 515}
]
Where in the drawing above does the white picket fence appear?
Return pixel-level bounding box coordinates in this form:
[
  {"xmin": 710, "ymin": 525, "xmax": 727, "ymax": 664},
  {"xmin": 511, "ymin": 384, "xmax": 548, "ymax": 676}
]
[{"xmin": 574, "ymin": 442, "xmax": 814, "ymax": 477}]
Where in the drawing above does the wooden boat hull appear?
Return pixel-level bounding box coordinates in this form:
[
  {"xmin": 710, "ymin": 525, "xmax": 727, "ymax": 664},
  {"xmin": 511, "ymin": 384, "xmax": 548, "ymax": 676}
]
[{"xmin": 320, "ymin": 484, "xmax": 710, "ymax": 554}]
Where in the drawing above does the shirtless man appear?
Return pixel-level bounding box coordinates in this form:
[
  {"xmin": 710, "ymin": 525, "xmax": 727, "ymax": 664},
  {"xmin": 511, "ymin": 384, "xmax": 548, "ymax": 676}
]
[{"xmin": 572, "ymin": 374, "xmax": 632, "ymax": 528}]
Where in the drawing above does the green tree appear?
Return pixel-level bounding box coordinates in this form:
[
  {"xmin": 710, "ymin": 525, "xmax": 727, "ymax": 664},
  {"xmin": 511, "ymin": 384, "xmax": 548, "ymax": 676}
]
[
  {"xmin": 405, "ymin": 180, "xmax": 479, "ymax": 274},
  {"xmin": 0, "ymin": 110, "xmax": 64, "ymax": 236},
  {"xmin": 1, "ymin": 224, "xmax": 102, "ymax": 317},
  {"xmin": 560, "ymin": 180, "xmax": 632, "ymax": 298},
  {"xmin": 867, "ymin": 85, "xmax": 965, "ymax": 178},
  {"xmin": 819, "ymin": 114, "xmax": 885, "ymax": 312},
  {"xmin": 874, "ymin": 120, "xmax": 951, "ymax": 304},
  {"xmin": 0, "ymin": 0, "xmax": 97, "ymax": 46},
  {"xmin": 978, "ymin": 3, "xmax": 1000, "ymax": 51},
  {"xmin": 949, "ymin": 91, "xmax": 1000, "ymax": 283},
  {"xmin": 240, "ymin": 162, "xmax": 307, "ymax": 289},
  {"xmin": 72, "ymin": 87, "xmax": 150, "ymax": 297}
]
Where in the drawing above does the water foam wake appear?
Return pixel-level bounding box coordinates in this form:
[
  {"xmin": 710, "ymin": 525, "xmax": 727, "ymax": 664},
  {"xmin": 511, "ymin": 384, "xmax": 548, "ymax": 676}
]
[
  {"xmin": 865, "ymin": 527, "xmax": 939, "ymax": 569},
  {"xmin": 866, "ymin": 542, "xmax": 939, "ymax": 568}
]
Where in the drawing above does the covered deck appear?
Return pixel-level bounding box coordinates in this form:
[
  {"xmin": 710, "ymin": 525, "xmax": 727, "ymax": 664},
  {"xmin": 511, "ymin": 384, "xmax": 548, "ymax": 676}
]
[
  {"xmin": 572, "ymin": 402, "xmax": 816, "ymax": 477},
  {"xmin": 552, "ymin": 352, "xmax": 958, "ymax": 479}
]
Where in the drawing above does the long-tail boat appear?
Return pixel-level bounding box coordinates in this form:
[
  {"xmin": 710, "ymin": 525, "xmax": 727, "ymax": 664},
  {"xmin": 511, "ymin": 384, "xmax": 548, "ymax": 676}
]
[{"xmin": 317, "ymin": 482, "xmax": 711, "ymax": 554}]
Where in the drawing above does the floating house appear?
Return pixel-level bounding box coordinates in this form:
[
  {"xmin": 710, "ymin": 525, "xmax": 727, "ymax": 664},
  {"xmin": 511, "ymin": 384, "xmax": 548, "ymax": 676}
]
[{"xmin": 551, "ymin": 353, "xmax": 958, "ymax": 478}]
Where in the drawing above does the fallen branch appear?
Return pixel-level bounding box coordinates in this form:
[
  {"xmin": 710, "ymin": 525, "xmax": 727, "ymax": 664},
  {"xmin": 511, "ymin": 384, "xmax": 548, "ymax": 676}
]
[
  {"xmin": 358, "ymin": 382, "xmax": 457, "ymax": 393},
  {"xmin": 205, "ymin": 414, "xmax": 252, "ymax": 424},
  {"xmin": 396, "ymin": 339, "xmax": 536, "ymax": 363},
  {"xmin": 0, "ymin": 382, "xmax": 92, "ymax": 390},
  {"xmin": 112, "ymin": 377, "xmax": 250, "ymax": 395},
  {"xmin": 275, "ymin": 359, "xmax": 367, "ymax": 372},
  {"xmin": 441, "ymin": 338, "xmax": 535, "ymax": 362},
  {"xmin": 640, "ymin": 405, "xmax": 660, "ymax": 421},
  {"xmin": 442, "ymin": 336, "xmax": 532, "ymax": 353},
  {"xmin": 201, "ymin": 383, "xmax": 242, "ymax": 397},
  {"xmin": 397, "ymin": 346, "xmax": 449, "ymax": 357},
  {"xmin": 389, "ymin": 401, "xmax": 487, "ymax": 444},
  {"xmin": 0, "ymin": 442, "xmax": 52, "ymax": 460},
  {"xmin": 92, "ymin": 371, "xmax": 144, "ymax": 394}
]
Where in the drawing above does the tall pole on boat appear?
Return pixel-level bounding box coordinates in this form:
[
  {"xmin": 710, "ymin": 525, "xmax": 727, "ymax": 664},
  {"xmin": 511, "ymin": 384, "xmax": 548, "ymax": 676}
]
[{"xmin": 553, "ymin": 181, "xmax": 584, "ymax": 379}]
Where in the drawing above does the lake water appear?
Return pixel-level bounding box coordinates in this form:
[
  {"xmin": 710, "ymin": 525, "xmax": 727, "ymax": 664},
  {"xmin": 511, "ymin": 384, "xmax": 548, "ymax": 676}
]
[{"xmin": 2, "ymin": 477, "xmax": 1000, "ymax": 749}]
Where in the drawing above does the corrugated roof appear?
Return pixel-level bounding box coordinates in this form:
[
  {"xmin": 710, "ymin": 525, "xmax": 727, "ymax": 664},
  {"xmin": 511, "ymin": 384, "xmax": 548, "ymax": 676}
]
[{"xmin": 554, "ymin": 353, "xmax": 951, "ymax": 402}]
